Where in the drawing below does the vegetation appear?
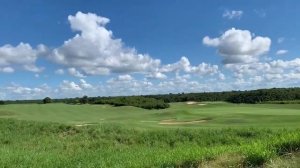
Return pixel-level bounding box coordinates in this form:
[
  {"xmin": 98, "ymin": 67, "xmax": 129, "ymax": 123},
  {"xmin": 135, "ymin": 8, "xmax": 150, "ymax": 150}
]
[
  {"xmin": 1, "ymin": 118, "xmax": 300, "ymax": 167},
  {"xmin": 226, "ymin": 88, "xmax": 300, "ymax": 104},
  {"xmin": 42, "ymin": 97, "xmax": 52, "ymax": 104},
  {"xmin": 93, "ymin": 96, "xmax": 169, "ymax": 109},
  {"xmin": 1, "ymin": 102, "xmax": 300, "ymax": 166},
  {"xmin": 1, "ymin": 87, "xmax": 299, "ymax": 108},
  {"xmin": 1, "ymin": 102, "xmax": 300, "ymax": 128},
  {"xmin": 0, "ymin": 100, "xmax": 4, "ymax": 105},
  {"xmin": 79, "ymin": 95, "xmax": 88, "ymax": 104},
  {"xmin": 1, "ymin": 88, "xmax": 300, "ymax": 166}
]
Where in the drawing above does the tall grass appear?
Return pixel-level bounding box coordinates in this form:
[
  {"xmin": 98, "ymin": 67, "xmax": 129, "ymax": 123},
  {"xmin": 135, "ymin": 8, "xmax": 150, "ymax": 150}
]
[{"xmin": 1, "ymin": 119, "xmax": 300, "ymax": 167}]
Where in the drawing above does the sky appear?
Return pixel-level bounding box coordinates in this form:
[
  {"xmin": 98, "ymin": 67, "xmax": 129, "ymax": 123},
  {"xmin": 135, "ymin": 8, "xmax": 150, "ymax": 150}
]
[{"xmin": 0, "ymin": 0, "xmax": 300, "ymax": 100}]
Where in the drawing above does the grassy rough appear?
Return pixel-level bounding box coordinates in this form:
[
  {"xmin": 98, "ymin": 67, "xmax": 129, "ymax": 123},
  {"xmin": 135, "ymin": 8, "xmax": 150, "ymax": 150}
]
[
  {"xmin": 1, "ymin": 102, "xmax": 300, "ymax": 167},
  {"xmin": 1, "ymin": 119, "xmax": 300, "ymax": 167},
  {"xmin": 0, "ymin": 102, "xmax": 300, "ymax": 128}
]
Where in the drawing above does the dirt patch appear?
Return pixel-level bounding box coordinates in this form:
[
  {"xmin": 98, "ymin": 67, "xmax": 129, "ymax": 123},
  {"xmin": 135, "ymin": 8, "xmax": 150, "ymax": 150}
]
[
  {"xmin": 0, "ymin": 111, "xmax": 15, "ymax": 116},
  {"xmin": 198, "ymin": 103, "xmax": 206, "ymax": 106},
  {"xmin": 159, "ymin": 119, "xmax": 207, "ymax": 125}
]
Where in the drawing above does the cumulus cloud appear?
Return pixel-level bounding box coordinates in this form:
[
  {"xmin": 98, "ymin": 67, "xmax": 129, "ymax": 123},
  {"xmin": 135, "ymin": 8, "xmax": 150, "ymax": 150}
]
[
  {"xmin": 225, "ymin": 58, "xmax": 300, "ymax": 87},
  {"xmin": 50, "ymin": 11, "xmax": 160, "ymax": 76},
  {"xmin": 59, "ymin": 80, "xmax": 83, "ymax": 91},
  {"xmin": 55, "ymin": 69, "xmax": 64, "ymax": 75},
  {"xmin": 79, "ymin": 79, "xmax": 93, "ymax": 89},
  {"xmin": 203, "ymin": 28, "xmax": 271, "ymax": 64},
  {"xmin": 4, "ymin": 83, "xmax": 50, "ymax": 100},
  {"xmin": 161, "ymin": 56, "xmax": 219, "ymax": 75},
  {"xmin": 117, "ymin": 74, "xmax": 133, "ymax": 81},
  {"xmin": 0, "ymin": 67, "xmax": 14, "ymax": 73},
  {"xmin": 60, "ymin": 81, "xmax": 81, "ymax": 91},
  {"xmin": 68, "ymin": 67, "xmax": 86, "ymax": 78},
  {"xmin": 222, "ymin": 10, "xmax": 243, "ymax": 19},
  {"xmin": 0, "ymin": 43, "xmax": 46, "ymax": 73},
  {"xmin": 107, "ymin": 74, "xmax": 134, "ymax": 84},
  {"xmin": 276, "ymin": 50, "xmax": 288, "ymax": 55},
  {"xmin": 146, "ymin": 72, "xmax": 167, "ymax": 80}
]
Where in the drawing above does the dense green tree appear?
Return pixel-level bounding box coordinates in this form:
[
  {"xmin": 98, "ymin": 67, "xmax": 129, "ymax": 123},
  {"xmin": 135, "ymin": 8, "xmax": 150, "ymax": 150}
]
[
  {"xmin": 43, "ymin": 97, "xmax": 52, "ymax": 104},
  {"xmin": 80, "ymin": 95, "xmax": 89, "ymax": 104},
  {"xmin": 0, "ymin": 100, "xmax": 5, "ymax": 105}
]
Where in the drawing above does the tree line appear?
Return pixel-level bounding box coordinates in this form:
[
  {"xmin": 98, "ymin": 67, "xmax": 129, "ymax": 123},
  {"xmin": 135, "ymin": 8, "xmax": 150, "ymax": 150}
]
[
  {"xmin": 42, "ymin": 96, "xmax": 169, "ymax": 109},
  {"xmin": 0, "ymin": 87, "xmax": 299, "ymax": 107}
]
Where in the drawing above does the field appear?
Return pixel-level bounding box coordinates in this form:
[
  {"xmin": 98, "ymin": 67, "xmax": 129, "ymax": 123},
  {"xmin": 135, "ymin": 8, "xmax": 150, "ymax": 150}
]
[{"xmin": 1, "ymin": 102, "xmax": 300, "ymax": 167}]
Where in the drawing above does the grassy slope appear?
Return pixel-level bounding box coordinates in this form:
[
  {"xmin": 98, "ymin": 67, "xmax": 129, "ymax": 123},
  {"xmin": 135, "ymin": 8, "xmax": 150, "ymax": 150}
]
[{"xmin": 1, "ymin": 102, "xmax": 300, "ymax": 128}]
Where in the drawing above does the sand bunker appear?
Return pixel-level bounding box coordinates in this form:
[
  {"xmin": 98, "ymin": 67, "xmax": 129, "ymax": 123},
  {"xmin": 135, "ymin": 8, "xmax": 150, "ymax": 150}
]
[
  {"xmin": 186, "ymin": 101, "xmax": 197, "ymax": 105},
  {"xmin": 186, "ymin": 101, "xmax": 206, "ymax": 106},
  {"xmin": 159, "ymin": 119, "xmax": 207, "ymax": 125}
]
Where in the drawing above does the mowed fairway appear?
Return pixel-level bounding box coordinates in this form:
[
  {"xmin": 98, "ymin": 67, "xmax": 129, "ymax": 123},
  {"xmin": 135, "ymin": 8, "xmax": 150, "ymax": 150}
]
[
  {"xmin": 0, "ymin": 102, "xmax": 300, "ymax": 128},
  {"xmin": 1, "ymin": 102, "xmax": 300, "ymax": 167}
]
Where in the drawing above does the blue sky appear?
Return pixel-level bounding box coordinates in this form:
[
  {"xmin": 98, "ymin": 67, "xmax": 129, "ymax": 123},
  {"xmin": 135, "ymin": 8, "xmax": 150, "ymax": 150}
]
[{"xmin": 0, "ymin": 0, "xmax": 299, "ymax": 100}]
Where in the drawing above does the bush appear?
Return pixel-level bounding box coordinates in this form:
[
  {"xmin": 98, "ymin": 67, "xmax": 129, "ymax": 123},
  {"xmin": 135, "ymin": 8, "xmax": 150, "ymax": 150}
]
[{"xmin": 0, "ymin": 101, "xmax": 5, "ymax": 105}]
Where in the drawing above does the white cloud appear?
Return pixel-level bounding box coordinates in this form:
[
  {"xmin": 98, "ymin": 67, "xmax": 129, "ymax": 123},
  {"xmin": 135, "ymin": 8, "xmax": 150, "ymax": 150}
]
[
  {"xmin": 222, "ymin": 10, "xmax": 243, "ymax": 19},
  {"xmin": 117, "ymin": 74, "xmax": 133, "ymax": 81},
  {"xmin": 161, "ymin": 56, "xmax": 219, "ymax": 75},
  {"xmin": 225, "ymin": 58, "xmax": 300, "ymax": 88},
  {"xmin": 203, "ymin": 28, "xmax": 271, "ymax": 64},
  {"xmin": 55, "ymin": 69, "xmax": 64, "ymax": 75},
  {"xmin": 68, "ymin": 67, "xmax": 86, "ymax": 78},
  {"xmin": 276, "ymin": 50, "xmax": 288, "ymax": 55},
  {"xmin": 79, "ymin": 79, "xmax": 93, "ymax": 89},
  {"xmin": 107, "ymin": 74, "xmax": 134, "ymax": 84},
  {"xmin": 50, "ymin": 11, "xmax": 160, "ymax": 76},
  {"xmin": 277, "ymin": 37, "xmax": 285, "ymax": 44},
  {"xmin": 0, "ymin": 67, "xmax": 14, "ymax": 73},
  {"xmin": 254, "ymin": 9, "xmax": 266, "ymax": 18},
  {"xmin": 4, "ymin": 83, "xmax": 50, "ymax": 100},
  {"xmin": 0, "ymin": 43, "xmax": 46, "ymax": 73},
  {"xmin": 59, "ymin": 80, "xmax": 82, "ymax": 91},
  {"xmin": 218, "ymin": 73, "xmax": 226, "ymax": 80},
  {"xmin": 146, "ymin": 72, "xmax": 167, "ymax": 80}
]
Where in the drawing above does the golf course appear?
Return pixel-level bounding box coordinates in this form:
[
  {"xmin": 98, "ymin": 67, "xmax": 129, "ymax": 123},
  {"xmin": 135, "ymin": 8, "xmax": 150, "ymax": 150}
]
[{"xmin": 1, "ymin": 102, "xmax": 300, "ymax": 167}]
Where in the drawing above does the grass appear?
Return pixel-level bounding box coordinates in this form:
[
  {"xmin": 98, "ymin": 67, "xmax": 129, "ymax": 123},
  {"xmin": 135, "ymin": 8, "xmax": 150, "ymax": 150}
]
[
  {"xmin": 1, "ymin": 102, "xmax": 300, "ymax": 128},
  {"xmin": 1, "ymin": 102, "xmax": 300, "ymax": 167}
]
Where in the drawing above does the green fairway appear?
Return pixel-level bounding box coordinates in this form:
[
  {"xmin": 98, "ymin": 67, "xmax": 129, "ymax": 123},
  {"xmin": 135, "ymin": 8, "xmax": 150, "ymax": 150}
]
[
  {"xmin": 1, "ymin": 102, "xmax": 300, "ymax": 167},
  {"xmin": 1, "ymin": 102, "xmax": 300, "ymax": 128}
]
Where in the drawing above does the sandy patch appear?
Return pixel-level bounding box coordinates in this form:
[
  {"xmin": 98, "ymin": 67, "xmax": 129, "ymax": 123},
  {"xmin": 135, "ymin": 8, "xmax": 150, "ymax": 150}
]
[
  {"xmin": 186, "ymin": 101, "xmax": 206, "ymax": 106},
  {"xmin": 159, "ymin": 119, "xmax": 207, "ymax": 125},
  {"xmin": 186, "ymin": 101, "xmax": 197, "ymax": 105},
  {"xmin": 74, "ymin": 123, "xmax": 97, "ymax": 127}
]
